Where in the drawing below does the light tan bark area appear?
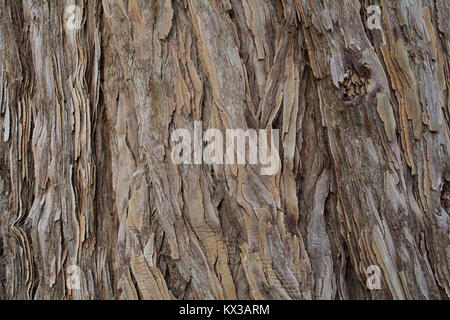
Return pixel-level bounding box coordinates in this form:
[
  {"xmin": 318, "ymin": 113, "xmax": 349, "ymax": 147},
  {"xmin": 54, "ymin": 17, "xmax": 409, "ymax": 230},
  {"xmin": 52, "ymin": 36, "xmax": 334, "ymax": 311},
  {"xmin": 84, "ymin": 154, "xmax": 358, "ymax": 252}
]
[{"xmin": 0, "ymin": 0, "xmax": 448, "ymax": 300}]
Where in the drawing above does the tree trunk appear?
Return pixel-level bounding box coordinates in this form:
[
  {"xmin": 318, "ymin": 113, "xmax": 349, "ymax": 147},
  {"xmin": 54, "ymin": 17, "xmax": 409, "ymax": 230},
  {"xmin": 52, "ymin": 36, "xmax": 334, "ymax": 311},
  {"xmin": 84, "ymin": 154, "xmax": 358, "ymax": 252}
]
[{"xmin": 0, "ymin": 0, "xmax": 448, "ymax": 300}]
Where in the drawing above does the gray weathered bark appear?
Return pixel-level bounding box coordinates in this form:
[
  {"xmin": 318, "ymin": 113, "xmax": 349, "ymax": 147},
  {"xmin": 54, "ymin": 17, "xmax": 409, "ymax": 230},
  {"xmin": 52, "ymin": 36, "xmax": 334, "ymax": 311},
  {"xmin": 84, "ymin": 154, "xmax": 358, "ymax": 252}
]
[{"xmin": 0, "ymin": 0, "xmax": 448, "ymax": 299}]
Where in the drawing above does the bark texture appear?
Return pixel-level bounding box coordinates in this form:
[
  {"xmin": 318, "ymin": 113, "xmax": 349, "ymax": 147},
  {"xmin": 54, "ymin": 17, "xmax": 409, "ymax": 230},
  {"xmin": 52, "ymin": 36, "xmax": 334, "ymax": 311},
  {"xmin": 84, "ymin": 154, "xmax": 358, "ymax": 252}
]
[{"xmin": 0, "ymin": 0, "xmax": 449, "ymax": 300}]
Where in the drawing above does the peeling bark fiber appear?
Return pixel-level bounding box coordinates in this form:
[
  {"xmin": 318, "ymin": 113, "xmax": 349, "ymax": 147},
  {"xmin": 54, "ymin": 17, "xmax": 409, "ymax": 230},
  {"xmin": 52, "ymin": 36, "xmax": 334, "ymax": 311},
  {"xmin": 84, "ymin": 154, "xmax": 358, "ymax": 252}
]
[{"xmin": 0, "ymin": 0, "xmax": 449, "ymax": 300}]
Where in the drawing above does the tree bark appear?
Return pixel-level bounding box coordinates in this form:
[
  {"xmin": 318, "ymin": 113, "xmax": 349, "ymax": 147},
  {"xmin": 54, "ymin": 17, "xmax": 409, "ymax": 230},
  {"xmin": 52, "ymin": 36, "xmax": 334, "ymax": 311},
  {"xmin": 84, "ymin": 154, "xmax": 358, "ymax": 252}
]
[{"xmin": 0, "ymin": 0, "xmax": 448, "ymax": 300}]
